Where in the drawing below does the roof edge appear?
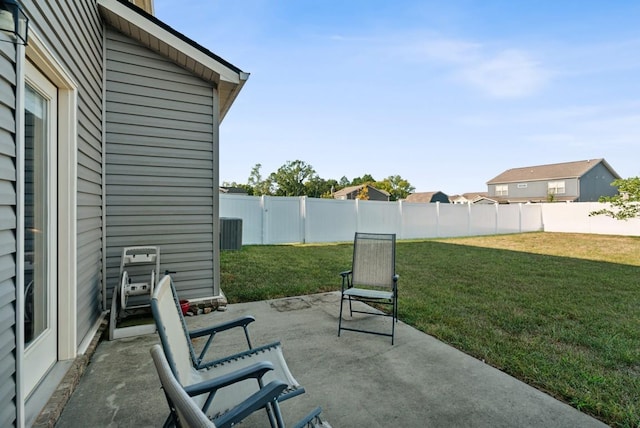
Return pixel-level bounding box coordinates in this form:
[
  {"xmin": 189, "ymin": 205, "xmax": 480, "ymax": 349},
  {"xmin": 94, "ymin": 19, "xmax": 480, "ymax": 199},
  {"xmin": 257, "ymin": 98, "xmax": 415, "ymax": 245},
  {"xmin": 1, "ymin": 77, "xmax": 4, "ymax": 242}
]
[{"xmin": 110, "ymin": 0, "xmax": 244, "ymax": 75}]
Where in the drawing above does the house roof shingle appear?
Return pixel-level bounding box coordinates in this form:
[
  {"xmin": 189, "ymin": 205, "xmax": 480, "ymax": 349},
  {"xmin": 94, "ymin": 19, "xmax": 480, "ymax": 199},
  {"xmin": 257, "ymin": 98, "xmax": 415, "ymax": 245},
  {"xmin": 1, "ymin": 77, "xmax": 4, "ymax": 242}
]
[
  {"xmin": 486, "ymin": 159, "xmax": 620, "ymax": 184},
  {"xmin": 333, "ymin": 184, "xmax": 390, "ymax": 197},
  {"xmin": 405, "ymin": 191, "xmax": 447, "ymax": 203}
]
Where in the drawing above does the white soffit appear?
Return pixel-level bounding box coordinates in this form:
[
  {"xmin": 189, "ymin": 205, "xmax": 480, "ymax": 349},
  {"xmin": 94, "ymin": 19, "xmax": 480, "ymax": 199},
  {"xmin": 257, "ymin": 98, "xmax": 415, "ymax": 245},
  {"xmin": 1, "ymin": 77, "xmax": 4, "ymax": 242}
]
[{"xmin": 97, "ymin": 0, "xmax": 249, "ymax": 119}]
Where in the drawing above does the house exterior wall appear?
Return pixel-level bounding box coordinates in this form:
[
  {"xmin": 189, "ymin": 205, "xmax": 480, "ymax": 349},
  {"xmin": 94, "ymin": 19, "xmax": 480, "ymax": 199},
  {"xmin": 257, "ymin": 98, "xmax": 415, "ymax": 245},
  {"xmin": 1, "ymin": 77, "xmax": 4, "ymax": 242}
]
[
  {"xmin": 20, "ymin": 0, "xmax": 105, "ymax": 347},
  {"xmin": 0, "ymin": 37, "xmax": 17, "ymax": 428},
  {"xmin": 339, "ymin": 186, "xmax": 388, "ymax": 201},
  {"xmin": 578, "ymin": 163, "xmax": 618, "ymax": 202},
  {"xmin": 489, "ymin": 178, "xmax": 579, "ymax": 199},
  {"xmin": 368, "ymin": 187, "xmax": 390, "ymax": 201},
  {"xmin": 0, "ymin": 1, "xmax": 104, "ymax": 424},
  {"xmin": 431, "ymin": 192, "xmax": 450, "ymax": 203},
  {"xmin": 104, "ymin": 28, "xmax": 219, "ymax": 301}
]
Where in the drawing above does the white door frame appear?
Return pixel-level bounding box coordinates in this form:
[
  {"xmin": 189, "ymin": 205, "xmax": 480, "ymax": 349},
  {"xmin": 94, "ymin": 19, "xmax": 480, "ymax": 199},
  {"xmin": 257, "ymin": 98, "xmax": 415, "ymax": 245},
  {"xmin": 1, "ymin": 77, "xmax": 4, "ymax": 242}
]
[
  {"xmin": 16, "ymin": 29, "xmax": 78, "ymax": 411},
  {"xmin": 22, "ymin": 60, "xmax": 59, "ymax": 396},
  {"xmin": 25, "ymin": 30, "xmax": 78, "ymax": 361}
]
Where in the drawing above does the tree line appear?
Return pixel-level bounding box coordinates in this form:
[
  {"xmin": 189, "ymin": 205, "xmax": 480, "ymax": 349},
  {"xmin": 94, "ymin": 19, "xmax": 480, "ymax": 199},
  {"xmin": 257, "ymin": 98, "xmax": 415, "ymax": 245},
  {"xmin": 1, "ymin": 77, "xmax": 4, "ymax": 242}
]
[{"xmin": 222, "ymin": 160, "xmax": 415, "ymax": 201}]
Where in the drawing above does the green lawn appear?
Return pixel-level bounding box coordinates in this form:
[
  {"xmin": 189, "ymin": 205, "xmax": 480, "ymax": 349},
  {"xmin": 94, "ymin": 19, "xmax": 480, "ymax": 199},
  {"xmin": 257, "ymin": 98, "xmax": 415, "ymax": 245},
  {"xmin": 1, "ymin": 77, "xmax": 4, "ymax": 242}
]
[{"xmin": 220, "ymin": 232, "xmax": 640, "ymax": 427}]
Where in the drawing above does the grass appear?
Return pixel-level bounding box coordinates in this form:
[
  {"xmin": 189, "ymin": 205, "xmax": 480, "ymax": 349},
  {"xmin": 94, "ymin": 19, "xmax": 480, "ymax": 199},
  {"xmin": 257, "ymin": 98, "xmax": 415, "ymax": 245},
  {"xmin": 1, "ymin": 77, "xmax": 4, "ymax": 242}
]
[{"xmin": 220, "ymin": 232, "xmax": 640, "ymax": 427}]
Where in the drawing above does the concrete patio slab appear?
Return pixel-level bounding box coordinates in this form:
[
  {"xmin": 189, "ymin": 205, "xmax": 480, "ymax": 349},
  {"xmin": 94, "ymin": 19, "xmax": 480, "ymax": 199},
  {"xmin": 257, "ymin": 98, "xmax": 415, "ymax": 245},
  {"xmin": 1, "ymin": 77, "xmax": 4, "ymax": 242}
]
[{"xmin": 56, "ymin": 292, "xmax": 607, "ymax": 427}]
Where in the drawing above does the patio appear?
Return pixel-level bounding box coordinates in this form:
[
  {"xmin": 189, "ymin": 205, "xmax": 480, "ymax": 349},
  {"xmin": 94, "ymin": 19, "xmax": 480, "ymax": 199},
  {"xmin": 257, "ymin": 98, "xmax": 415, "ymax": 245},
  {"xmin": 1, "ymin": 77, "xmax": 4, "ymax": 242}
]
[{"xmin": 55, "ymin": 292, "xmax": 606, "ymax": 427}]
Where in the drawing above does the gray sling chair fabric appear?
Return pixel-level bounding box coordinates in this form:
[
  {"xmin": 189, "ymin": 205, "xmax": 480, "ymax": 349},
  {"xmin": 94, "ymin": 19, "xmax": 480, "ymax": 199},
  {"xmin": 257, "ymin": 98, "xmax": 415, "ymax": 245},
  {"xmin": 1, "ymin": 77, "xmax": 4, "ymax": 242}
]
[
  {"xmin": 151, "ymin": 275, "xmax": 306, "ymax": 427},
  {"xmin": 150, "ymin": 345, "xmax": 330, "ymax": 428},
  {"xmin": 338, "ymin": 232, "xmax": 399, "ymax": 344}
]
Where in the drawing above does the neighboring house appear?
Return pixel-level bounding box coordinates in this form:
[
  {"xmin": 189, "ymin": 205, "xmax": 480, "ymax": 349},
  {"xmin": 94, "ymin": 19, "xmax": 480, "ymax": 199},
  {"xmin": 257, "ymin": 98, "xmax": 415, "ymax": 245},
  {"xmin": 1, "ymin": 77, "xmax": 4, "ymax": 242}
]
[
  {"xmin": 486, "ymin": 159, "xmax": 621, "ymax": 203},
  {"xmin": 0, "ymin": 1, "xmax": 248, "ymax": 425},
  {"xmin": 219, "ymin": 186, "xmax": 248, "ymax": 195},
  {"xmin": 333, "ymin": 184, "xmax": 390, "ymax": 201},
  {"xmin": 405, "ymin": 191, "xmax": 450, "ymax": 203},
  {"xmin": 449, "ymin": 192, "xmax": 493, "ymax": 204}
]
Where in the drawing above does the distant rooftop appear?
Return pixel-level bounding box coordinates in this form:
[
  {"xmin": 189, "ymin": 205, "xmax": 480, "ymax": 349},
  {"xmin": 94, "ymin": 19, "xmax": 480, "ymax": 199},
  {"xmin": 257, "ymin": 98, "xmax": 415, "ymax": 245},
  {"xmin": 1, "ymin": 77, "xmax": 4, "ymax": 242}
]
[{"xmin": 487, "ymin": 159, "xmax": 620, "ymax": 184}]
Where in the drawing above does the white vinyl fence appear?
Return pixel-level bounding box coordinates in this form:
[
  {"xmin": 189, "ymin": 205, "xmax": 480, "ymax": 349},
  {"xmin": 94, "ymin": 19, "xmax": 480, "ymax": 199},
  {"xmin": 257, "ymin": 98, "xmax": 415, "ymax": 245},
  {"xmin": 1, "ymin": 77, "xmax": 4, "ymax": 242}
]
[{"xmin": 220, "ymin": 195, "xmax": 640, "ymax": 245}]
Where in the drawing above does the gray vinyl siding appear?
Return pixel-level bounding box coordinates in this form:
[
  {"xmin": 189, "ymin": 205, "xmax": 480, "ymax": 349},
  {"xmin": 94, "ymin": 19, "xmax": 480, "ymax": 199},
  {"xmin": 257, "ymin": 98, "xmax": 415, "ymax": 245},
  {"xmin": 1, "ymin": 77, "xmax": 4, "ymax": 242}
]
[
  {"xmin": 105, "ymin": 29, "xmax": 217, "ymax": 302},
  {"xmin": 22, "ymin": 0, "xmax": 104, "ymax": 345},
  {"xmin": 579, "ymin": 163, "xmax": 618, "ymax": 202},
  {"xmin": 489, "ymin": 179, "xmax": 579, "ymax": 199},
  {"xmin": 0, "ymin": 38, "xmax": 17, "ymax": 427}
]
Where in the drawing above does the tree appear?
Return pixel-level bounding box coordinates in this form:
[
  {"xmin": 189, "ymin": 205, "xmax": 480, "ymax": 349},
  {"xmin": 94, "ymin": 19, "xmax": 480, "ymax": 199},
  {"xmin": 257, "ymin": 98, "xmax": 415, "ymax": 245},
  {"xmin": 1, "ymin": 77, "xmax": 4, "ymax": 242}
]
[
  {"xmin": 306, "ymin": 178, "xmax": 338, "ymax": 199},
  {"xmin": 589, "ymin": 177, "xmax": 640, "ymax": 220},
  {"xmin": 305, "ymin": 177, "xmax": 338, "ymax": 198},
  {"xmin": 351, "ymin": 174, "xmax": 375, "ymax": 186},
  {"xmin": 247, "ymin": 163, "xmax": 273, "ymax": 196},
  {"xmin": 269, "ymin": 160, "xmax": 317, "ymax": 196},
  {"xmin": 375, "ymin": 175, "xmax": 415, "ymax": 201},
  {"xmin": 356, "ymin": 185, "xmax": 369, "ymax": 200}
]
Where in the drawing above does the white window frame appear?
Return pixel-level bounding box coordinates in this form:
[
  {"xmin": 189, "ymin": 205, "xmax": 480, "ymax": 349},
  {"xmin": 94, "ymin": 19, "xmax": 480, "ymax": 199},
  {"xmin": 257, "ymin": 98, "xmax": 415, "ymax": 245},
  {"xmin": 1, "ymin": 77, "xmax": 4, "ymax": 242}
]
[
  {"xmin": 495, "ymin": 184, "xmax": 508, "ymax": 196},
  {"xmin": 548, "ymin": 181, "xmax": 566, "ymax": 195}
]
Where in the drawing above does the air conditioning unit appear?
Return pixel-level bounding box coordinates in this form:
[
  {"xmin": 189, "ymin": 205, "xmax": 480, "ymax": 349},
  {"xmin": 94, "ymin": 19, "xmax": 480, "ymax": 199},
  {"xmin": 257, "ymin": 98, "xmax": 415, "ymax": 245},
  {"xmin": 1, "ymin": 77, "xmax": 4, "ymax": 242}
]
[{"xmin": 220, "ymin": 217, "xmax": 242, "ymax": 250}]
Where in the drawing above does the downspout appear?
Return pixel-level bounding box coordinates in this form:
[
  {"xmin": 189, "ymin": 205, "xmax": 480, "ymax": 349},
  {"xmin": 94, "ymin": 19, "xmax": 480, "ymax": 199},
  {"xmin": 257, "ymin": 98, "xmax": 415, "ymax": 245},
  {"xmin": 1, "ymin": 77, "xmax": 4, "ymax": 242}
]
[
  {"xmin": 101, "ymin": 27, "xmax": 108, "ymax": 311},
  {"xmin": 212, "ymin": 84, "xmax": 220, "ymax": 295},
  {"xmin": 14, "ymin": 35, "xmax": 26, "ymax": 428}
]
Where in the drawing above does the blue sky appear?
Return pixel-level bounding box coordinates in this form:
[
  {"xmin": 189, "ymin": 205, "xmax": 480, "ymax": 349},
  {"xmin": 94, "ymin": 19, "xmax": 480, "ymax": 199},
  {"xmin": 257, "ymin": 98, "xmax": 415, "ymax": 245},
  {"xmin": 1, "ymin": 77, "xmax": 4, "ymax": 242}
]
[{"xmin": 154, "ymin": 0, "xmax": 640, "ymax": 194}]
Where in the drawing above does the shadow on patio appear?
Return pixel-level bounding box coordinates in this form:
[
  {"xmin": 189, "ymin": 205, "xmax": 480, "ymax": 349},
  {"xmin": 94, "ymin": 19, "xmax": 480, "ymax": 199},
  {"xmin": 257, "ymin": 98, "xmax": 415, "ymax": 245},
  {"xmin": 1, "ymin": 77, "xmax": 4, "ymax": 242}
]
[{"xmin": 55, "ymin": 292, "xmax": 606, "ymax": 427}]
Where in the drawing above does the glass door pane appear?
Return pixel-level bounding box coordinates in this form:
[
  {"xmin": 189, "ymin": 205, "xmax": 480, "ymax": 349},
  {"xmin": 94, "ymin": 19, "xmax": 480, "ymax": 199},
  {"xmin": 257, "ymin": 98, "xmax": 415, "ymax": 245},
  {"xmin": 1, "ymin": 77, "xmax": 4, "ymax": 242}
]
[{"xmin": 24, "ymin": 84, "xmax": 50, "ymax": 346}]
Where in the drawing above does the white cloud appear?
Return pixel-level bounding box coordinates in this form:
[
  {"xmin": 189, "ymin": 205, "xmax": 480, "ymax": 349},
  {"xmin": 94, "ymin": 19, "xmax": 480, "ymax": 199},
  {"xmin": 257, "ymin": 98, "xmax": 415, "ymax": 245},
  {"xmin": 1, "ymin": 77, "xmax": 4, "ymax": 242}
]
[
  {"xmin": 455, "ymin": 49, "xmax": 550, "ymax": 98},
  {"xmin": 395, "ymin": 36, "xmax": 551, "ymax": 98}
]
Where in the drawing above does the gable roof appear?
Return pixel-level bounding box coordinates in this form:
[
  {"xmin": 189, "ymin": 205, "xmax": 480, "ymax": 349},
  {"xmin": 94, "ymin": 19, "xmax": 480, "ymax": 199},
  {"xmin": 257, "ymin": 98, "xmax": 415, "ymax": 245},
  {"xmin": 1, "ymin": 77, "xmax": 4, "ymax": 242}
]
[
  {"xmin": 487, "ymin": 159, "xmax": 620, "ymax": 184},
  {"xmin": 449, "ymin": 192, "xmax": 491, "ymax": 203},
  {"xmin": 98, "ymin": 0, "xmax": 249, "ymax": 120},
  {"xmin": 333, "ymin": 184, "xmax": 390, "ymax": 198},
  {"xmin": 405, "ymin": 191, "xmax": 448, "ymax": 203}
]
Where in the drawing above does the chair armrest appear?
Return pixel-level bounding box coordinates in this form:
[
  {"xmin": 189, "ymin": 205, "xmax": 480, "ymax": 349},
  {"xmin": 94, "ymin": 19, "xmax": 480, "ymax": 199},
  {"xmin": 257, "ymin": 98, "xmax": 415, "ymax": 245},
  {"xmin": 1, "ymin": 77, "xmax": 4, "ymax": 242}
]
[
  {"xmin": 340, "ymin": 270, "xmax": 353, "ymax": 291},
  {"xmin": 183, "ymin": 361, "xmax": 274, "ymax": 397},
  {"xmin": 213, "ymin": 380, "xmax": 288, "ymax": 428},
  {"xmin": 292, "ymin": 406, "xmax": 324, "ymax": 428},
  {"xmin": 188, "ymin": 315, "xmax": 256, "ymax": 339},
  {"xmin": 189, "ymin": 316, "xmax": 256, "ymax": 367}
]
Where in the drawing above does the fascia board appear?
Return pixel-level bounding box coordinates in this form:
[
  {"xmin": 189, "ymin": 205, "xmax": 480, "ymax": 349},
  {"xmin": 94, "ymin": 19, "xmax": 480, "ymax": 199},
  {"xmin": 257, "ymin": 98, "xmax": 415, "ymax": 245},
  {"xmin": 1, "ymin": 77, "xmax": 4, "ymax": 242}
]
[{"xmin": 97, "ymin": 0, "xmax": 242, "ymax": 85}]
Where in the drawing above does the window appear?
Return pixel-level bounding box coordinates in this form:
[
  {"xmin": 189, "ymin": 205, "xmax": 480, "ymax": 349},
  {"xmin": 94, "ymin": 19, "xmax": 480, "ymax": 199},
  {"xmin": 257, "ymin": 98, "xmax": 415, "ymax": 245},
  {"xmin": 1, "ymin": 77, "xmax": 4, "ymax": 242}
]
[
  {"xmin": 496, "ymin": 185, "xmax": 508, "ymax": 196},
  {"xmin": 548, "ymin": 181, "xmax": 566, "ymax": 195},
  {"xmin": 517, "ymin": 183, "xmax": 528, "ymax": 189}
]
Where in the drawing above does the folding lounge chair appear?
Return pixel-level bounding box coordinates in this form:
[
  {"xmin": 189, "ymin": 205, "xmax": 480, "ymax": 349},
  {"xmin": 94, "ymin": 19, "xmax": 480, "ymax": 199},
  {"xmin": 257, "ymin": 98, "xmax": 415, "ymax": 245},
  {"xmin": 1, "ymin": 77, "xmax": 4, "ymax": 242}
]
[
  {"xmin": 151, "ymin": 275, "xmax": 305, "ymax": 426},
  {"xmin": 338, "ymin": 232, "xmax": 399, "ymax": 344},
  {"xmin": 150, "ymin": 345, "xmax": 329, "ymax": 428}
]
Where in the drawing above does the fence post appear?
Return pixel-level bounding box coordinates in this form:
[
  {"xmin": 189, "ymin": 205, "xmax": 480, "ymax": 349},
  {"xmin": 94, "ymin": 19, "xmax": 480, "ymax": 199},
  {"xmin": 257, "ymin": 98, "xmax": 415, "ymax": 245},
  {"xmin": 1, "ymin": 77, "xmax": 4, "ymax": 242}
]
[
  {"xmin": 436, "ymin": 201, "xmax": 440, "ymax": 237},
  {"xmin": 398, "ymin": 199, "xmax": 404, "ymax": 239},
  {"xmin": 519, "ymin": 203, "xmax": 523, "ymax": 233},
  {"xmin": 494, "ymin": 202, "xmax": 499, "ymax": 235},
  {"xmin": 301, "ymin": 196, "xmax": 307, "ymax": 244},
  {"xmin": 467, "ymin": 202, "xmax": 472, "ymax": 236},
  {"xmin": 261, "ymin": 195, "xmax": 267, "ymax": 245}
]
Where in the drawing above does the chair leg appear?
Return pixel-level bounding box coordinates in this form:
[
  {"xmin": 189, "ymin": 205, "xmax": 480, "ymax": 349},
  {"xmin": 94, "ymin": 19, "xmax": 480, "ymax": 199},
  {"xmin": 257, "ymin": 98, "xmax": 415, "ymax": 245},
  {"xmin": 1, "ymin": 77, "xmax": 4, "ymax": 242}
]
[
  {"xmin": 338, "ymin": 293, "xmax": 344, "ymax": 337},
  {"xmin": 392, "ymin": 298, "xmax": 398, "ymax": 345}
]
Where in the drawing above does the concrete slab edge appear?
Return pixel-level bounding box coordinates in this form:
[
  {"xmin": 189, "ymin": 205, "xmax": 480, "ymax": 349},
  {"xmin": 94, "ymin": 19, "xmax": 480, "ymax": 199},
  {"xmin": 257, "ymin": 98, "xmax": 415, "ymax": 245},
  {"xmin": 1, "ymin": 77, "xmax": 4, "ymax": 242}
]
[{"xmin": 32, "ymin": 319, "xmax": 108, "ymax": 428}]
